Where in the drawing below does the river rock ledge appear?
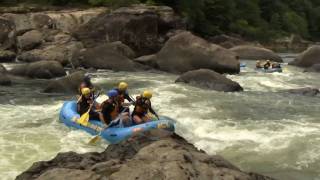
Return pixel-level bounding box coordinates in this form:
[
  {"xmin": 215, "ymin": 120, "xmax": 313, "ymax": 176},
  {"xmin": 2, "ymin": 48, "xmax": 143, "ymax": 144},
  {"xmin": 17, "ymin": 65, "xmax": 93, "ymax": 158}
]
[{"xmin": 16, "ymin": 133, "xmax": 275, "ymax": 180}]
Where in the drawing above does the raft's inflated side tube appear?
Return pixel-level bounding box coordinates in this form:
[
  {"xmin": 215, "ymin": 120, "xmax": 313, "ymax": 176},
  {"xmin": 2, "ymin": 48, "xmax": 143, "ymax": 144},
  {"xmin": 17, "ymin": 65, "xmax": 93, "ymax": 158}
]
[
  {"xmin": 255, "ymin": 67, "xmax": 282, "ymax": 73},
  {"xmin": 59, "ymin": 101, "xmax": 175, "ymax": 144}
]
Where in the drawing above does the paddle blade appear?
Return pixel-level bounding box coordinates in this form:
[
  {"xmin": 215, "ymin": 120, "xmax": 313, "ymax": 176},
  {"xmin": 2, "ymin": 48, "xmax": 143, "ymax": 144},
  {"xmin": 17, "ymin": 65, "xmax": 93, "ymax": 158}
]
[
  {"xmin": 88, "ymin": 135, "xmax": 101, "ymax": 145},
  {"xmin": 77, "ymin": 112, "xmax": 89, "ymax": 126}
]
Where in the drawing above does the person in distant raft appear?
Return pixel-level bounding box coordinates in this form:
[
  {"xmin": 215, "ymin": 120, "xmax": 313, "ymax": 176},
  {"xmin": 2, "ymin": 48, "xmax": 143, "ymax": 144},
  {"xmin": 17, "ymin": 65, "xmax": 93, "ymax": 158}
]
[
  {"xmin": 100, "ymin": 90, "xmax": 129, "ymax": 126},
  {"xmin": 263, "ymin": 60, "xmax": 271, "ymax": 69},
  {"xmin": 78, "ymin": 75, "xmax": 95, "ymax": 97},
  {"xmin": 77, "ymin": 88, "xmax": 99, "ymax": 119},
  {"xmin": 132, "ymin": 91, "xmax": 159, "ymax": 125},
  {"xmin": 113, "ymin": 82, "xmax": 134, "ymax": 112},
  {"xmin": 256, "ymin": 60, "xmax": 263, "ymax": 68}
]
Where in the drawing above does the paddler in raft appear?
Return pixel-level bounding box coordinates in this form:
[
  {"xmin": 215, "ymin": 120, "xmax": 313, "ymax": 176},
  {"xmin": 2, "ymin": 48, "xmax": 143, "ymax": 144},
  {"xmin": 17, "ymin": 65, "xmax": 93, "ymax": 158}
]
[
  {"xmin": 100, "ymin": 89, "xmax": 130, "ymax": 127},
  {"xmin": 77, "ymin": 87, "xmax": 100, "ymax": 120},
  {"xmin": 113, "ymin": 82, "xmax": 134, "ymax": 113},
  {"xmin": 132, "ymin": 90, "xmax": 159, "ymax": 125}
]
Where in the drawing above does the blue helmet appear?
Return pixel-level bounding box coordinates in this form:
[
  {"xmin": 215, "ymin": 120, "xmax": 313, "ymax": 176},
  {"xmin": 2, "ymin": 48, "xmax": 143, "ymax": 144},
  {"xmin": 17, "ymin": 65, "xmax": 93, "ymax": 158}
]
[{"xmin": 107, "ymin": 89, "xmax": 118, "ymax": 98}]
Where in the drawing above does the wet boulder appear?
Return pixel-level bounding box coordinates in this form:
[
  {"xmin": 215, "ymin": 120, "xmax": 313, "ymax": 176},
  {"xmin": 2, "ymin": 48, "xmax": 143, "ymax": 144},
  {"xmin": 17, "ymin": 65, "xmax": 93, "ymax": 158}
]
[
  {"xmin": 230, "ymin": 45, "xmax": 283, "ymax": 62},
  {"xmin": 74, "ymin": 5, "xmax": 183, "ymax": 56},
  {"xmin": 10, "ymin": 61, "xmax": 66, "ymax": 79},
  {"xmin": 133, "ymin": 54, "xmax": 158, "ymax": 69},
  {"xmin": 290, "ymin": 46, "xmax": 320, "ymax": 67},
  {"xmin": 0, "ymin": 50, "xmax": 16, "ymax": 62},
  {"xmin": 156, "ymin": 31, "xmax": 240, "ymax": 74},
  {"xmin": 104, "ymin": 41, "xmax": 136, "ymax": 59},
  {"xmin": 304, "ymin": 64, "xmax": 320, "ymax": 73},
  {"xmin": 286, "ymin": 87, "xmax": 319, "ymax": 96},
  {"xmin": 17, "ymin": 30, "xmax": 43, "ymax": 51},
  {"xmin": 43, "ymin": 71, "xmax": 85, "ymax": 94},
  {"xmin": 175, "ymin": 69, "xmax": 243, "ymax": 92},
  {"xmin": 0, "ymin": 16, "xmax": 15, "ymax": 50},
  {"xmin": 72, "ymin": 44, "xmax": 142, "ymax": 71}
]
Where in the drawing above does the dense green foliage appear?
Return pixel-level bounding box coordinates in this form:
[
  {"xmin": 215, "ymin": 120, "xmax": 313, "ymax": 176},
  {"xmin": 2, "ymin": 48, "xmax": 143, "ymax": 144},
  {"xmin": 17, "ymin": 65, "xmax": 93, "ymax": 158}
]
[{"xmin": 2, "ymin": 0, "xmax": 320, "ymax": 41}]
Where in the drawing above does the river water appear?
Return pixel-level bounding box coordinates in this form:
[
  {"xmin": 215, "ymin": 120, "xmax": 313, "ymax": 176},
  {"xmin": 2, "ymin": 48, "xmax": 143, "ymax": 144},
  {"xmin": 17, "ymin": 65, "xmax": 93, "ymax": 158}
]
[{"xmin": 0, "ymin": 54, "xmax": 320, "ymax": 180}]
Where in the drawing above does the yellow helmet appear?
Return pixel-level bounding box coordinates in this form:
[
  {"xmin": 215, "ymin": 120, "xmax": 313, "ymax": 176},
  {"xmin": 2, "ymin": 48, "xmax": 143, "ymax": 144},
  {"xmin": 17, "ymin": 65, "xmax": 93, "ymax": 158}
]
[
  {"xmin": 142, "ymin": 90, "xmax": 152, "ymax": 99},
  {"xmin": 81, "ymin": 88, "xmax": 91, "ymax": 96},
  {"xmin": 118, "ymin": 82, "xmax": 128, "ymax": 91}
]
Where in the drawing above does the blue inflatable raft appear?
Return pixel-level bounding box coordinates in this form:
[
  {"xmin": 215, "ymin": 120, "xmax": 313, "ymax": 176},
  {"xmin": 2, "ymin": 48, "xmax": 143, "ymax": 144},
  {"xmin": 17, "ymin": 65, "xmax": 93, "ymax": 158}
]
[
  {"xmin": 59, "ymin": 101, "xmax": 175, "ymax": 144},
  {"xmin": 255, "ymin": 67, "xmax": 282, "ymax": 73}
]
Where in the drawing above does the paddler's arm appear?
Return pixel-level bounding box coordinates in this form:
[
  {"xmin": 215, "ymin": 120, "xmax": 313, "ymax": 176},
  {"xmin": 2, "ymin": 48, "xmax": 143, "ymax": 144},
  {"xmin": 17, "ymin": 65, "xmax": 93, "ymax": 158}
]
[
  {"xmin": 99, "ymin": 112, "xmax": 108, "ymax": 126},
  {"xmin": 149, "ymin": 107, "xmax": 159, "ymax": 120},
  {"xmin": 124, "ymin": 92, "xmax": 134, "ymax": 103}
]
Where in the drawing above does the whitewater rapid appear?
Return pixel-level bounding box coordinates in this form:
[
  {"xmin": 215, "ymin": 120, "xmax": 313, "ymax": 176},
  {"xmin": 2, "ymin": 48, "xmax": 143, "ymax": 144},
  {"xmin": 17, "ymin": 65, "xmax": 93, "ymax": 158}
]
[{"xmin": 0, "ymin": 54, "xmax": 320, "ymax": 180}]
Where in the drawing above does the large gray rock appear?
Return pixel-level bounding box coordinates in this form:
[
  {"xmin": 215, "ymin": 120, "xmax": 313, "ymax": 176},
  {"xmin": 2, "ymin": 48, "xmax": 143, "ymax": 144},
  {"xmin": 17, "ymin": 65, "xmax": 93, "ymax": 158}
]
[
  {"xmin": 10, "ymin": 61, "xmax": 66, "ymax": 79},
  {"xmin": 2, "ymin": 13, "xmax": 53, "ymax": 35},
  {"xmin": 104, "ymin": 41, "xmax": 136, "ymax": 59},
  {"xmin": 17, "ymin": 30, "xmax": 43, "ymax": 51},
  {"xmin": 17, "ymin": 41, "xmax": 83, "ymax": 65},
  {"xmin": 43, "ymin": 71, "xmax": 85, "ymax": 94},
  {"xmin": 0, "ymin": 16, "xmax": 15, "ymax": 50},
  {"xmin": 74, "ymin": 5, "xmax": 183, "ymax": 56},
  {"xmin": 290, "ymin": 46, "xmax": 320, "ymax": 67},
  {"xmin": 134, "ymin": 54, "xmax": 158, "ymax": 69},
  {"xmin": 175, "ymin": 69, "xmax": 243, "ymax": 92},
  {"xmin": 156, "ymin": 31, "xmax": 240, "ymax": 74},
  {"xmin": 36, "ymin": 168, "xmax": 102, "ymax": 180},
  {"xmin": 16, "ymin": 134, "xmax": 274, "ymax": 180},
  {"xmin": 230, "ymin": 45, "xmax": 283, "ymax": 62},
  {"xmin": 304, "ymin": 64, "xmax": 320, "ymax": 73},
  {"xmin": 0, "ymin": 50, "xmax": 16, "ymax": 62},
  {"xmin": 72, "ymin": 44, "xmax": 142, "ymax": 71}
]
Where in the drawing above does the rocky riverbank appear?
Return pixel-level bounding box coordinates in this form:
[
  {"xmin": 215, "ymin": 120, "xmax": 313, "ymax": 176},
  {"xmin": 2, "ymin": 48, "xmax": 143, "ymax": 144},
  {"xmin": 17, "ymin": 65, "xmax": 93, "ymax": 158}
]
[{"xmin": 16, "ymin": 133, "xmax": 274, "ymax": 180}]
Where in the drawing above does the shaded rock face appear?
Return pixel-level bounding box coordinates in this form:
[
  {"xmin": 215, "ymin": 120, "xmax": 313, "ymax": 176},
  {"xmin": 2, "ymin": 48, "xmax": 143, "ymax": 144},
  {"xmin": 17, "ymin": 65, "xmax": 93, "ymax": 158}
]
[
  {"xmin": 0, "ymin": 16, "xmax": 15, "ymax": 50},
  {"xmin": 0, "ymin": 50, "xmax": 16, "ymax": 62},
  {"xmin": 74, "ymin": 5, "xmax": 183, "ymax": 56},
  {"xmin": 36, "ymin": 168, "xmax": 103, "ymax": 180},
  {"xmin": 72, "ymin": 44, "xmax": 142, "ymax": 71},
  {"xmin": 16, "ymin": 133, "xmax": 274, "ymax": 180},
  {"xmin": 290, "ymin": 46, "xmax": 320, "ymax": 67},
  {"xmin": 175, "ymin": 69, "xmax": 243, "ymax": 92},
  {"xmin": 286, "ymin": 87, "xmax": 319, "ymax": 96},
  {"xmin": 208, "ymin": 34, "xmax": 249, "ymax": 49},
  {"xmin": 156, "ymin": 31, "xmax": 240, "ymax": 74},
  {"xmin": 304, "ymin": 64, "xmax": 320, "ymax": 73},
  {"xmin": 17, "ymin": 41, "xmax": 83, "ymax": 65},
  {"xmin": 46, "ymin": 8, "xmax": 107, "ymax": 33},
  {"xmin": 17, "ymin": 30, "xmax": 43, "ymax": 51},
  {"xmin": 43, "ymin": 71, "xmax": 85, "ymax": 94},
  {"xmin": 10, "ymin": 61, "xmax": 66, "ymax": 79},
  {"xmin": 230, "ymin": 45, "xmax": 283, "ymax": 62}
]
